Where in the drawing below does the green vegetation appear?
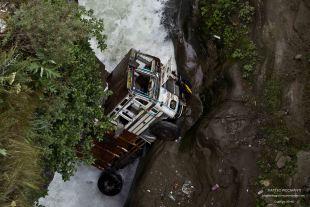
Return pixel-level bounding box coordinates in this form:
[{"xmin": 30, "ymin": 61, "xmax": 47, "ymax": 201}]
[
  {"xmin": 0, "ymin": 0, "xmax": 111, "ymax": 206},
  {"xmin": 257, "ymin": 121, "xmax": 296, "ymax": 186},
  {"xmin": 263, "ymin": 79, "xmax": 282, "ymax": 113},
  {"xmin": 256, "ymin": 77, "xmax": 309, "ymax": 205},
  {"xmin": 199, "ymin": 0, "xmax": 257, "ymax": 78}
]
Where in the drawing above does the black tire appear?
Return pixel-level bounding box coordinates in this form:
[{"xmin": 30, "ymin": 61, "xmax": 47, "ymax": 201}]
[
  {"xmin": 149, "ymin": 120, "xmax": 180, "ymax": 141},
  {"xmin": 97, "ymin": 171, "xmax": 123, "ymax": 196}
]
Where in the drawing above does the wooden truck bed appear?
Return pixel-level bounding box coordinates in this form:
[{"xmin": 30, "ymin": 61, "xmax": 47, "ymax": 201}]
[{"xmin": 92, "ymin": 130, "xmax": 145, "ymax": 170}]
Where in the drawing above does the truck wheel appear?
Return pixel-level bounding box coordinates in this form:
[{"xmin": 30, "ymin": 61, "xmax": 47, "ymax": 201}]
[
  {"xmin": 97, "ymin": 171, "xmax": 123, "ymax": 196},
  {"xmin": 149, "ymin": 120, "xmax": 180, "ymax": 141}
]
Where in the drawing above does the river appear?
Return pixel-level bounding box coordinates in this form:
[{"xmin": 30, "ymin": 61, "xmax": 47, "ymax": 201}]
[{"xmin": 38, "ymin": 0, "xmax": 175, "ymax": 206}]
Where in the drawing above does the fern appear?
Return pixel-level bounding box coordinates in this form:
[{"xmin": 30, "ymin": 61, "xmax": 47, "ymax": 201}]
[{"xmin": 27, "ymin": 62, "xmax": 60, "ymax": 79}]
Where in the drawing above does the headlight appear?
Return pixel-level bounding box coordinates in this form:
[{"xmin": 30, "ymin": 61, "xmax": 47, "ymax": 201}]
[{"xmin": 170, "ymin": 100, "xmax": 177, "ymax": 110}]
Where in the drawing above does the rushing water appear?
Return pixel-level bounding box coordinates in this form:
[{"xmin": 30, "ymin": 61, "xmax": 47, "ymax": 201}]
[
  {"xmin": 79, "ymin": 0, "xmax": 176, "ymax": 72},
  {"xmin": 38, "ymin": 0, "xmax": 174, "ymax": 206}
]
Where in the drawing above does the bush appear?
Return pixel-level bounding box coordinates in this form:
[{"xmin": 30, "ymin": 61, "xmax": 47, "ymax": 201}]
[
  {"xmin": 1, "ymin": 0, "xmax": 111, "ymax": 205},
  {"xmin": 199, "ymin": 0, "xmax": 257, "ymax": 78}
]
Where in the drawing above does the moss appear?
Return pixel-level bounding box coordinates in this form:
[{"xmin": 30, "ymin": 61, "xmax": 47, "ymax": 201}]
[{"xmin": 263, "ymin": 79, "xmax": 282, "ymax": 112}]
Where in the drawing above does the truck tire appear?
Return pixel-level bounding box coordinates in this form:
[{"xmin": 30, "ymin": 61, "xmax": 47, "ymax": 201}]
[
  {"xmin": 149, "ymin": 120, "xmax": 180, "ymax": 141},
  {"xmin": 97, "ymin": 170, "xmax": 123, "ymax": 196}
]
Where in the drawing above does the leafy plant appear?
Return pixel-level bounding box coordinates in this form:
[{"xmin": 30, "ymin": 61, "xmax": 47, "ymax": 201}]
[
  {"xmin": 1, "ymin": 0, "xmax": 111, "ymax": 205},
  {"xmin": 199, "ymin": 0, "xmax": 257, "ymax": 78},
  {"xmin": 34, "ymin": 42, "xmax": 113, "ymax": 179},
  {"xmin": 3, "ymin": 0, "xmax": 106, "ymax": 66},
  {"xmin": 27, "ymin": 62, "xmax": 60, "ymax": 79}
]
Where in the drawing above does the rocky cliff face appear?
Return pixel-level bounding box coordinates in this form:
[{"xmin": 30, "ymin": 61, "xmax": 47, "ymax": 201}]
[{"xmin": 126, "ymin": 0, "xmax": 310, "ymax": 206}]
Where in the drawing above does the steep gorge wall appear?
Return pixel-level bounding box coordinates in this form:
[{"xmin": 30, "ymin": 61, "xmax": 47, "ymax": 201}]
[{"xmin": 126, "ymin": 0, "xmax": 310, "ymax": 206}]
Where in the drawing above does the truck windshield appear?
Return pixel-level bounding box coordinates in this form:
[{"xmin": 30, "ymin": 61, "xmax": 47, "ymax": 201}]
[{"xmin": 132, "ymin": 69, "xmax": 159, "ymax": 100}]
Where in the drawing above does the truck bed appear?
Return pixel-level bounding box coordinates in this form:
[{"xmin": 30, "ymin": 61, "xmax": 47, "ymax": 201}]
[{"xmin": 92, "ymin": 130, "xmax": 145, "ymax": 170}]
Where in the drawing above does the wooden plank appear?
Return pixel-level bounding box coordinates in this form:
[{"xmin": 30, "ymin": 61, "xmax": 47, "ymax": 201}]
[{"xmin": 91, "ymin": 130, "xmax": 140, "ymax": 170}]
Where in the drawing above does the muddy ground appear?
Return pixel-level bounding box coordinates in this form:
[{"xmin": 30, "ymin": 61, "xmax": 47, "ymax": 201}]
[{"xmin": 125, "ymin": 0, "xmax": 310, "ymax": 206}]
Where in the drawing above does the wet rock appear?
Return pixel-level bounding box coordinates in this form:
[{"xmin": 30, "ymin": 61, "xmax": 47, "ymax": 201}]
[{"xmin": 276, "ymin": 155, "xmax": 291, "ymax": 169}]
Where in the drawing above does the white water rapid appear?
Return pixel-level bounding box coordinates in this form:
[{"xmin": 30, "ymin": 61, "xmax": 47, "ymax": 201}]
[
  {"xmin": 38, "ymin": 0, "xmax": 175, "ymax": 207},
  {"xmin": 80, "ymin": 0, "xmax": 176, "ymax": 72}
]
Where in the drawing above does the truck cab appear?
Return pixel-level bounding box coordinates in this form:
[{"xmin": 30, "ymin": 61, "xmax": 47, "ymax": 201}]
[{"xmin": 105, "ymin": 49, "xmax": 185, "ymax": 143}]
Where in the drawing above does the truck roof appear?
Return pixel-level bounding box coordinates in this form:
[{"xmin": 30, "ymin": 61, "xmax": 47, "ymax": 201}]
[{"xmin": 104, "ymin": 51, "xmax": 131, "ymax": 114}]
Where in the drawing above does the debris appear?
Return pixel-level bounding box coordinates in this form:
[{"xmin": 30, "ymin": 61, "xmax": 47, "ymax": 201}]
[
  {"xmin": 213, "ymin": 35, "xmax": 221, "ymax": 40},
  {"xmin": 294, "ymin": 54, "xmax": 302, "ymax": 60},
  {"xmin": 146, "ymin": 189, "xmax": 151, "ymax": 193},
  {"xmin": 211, "ymin": 184, "xmax": 220, "ymax": 191},
  {"xmin": 168, "ymin": 191, "xmax": 176, "ymax": 201},
  {"xmin": 257, "ymin": 190, "xmax": 264, "ymax": 195},
  {"xmin": 181, "ymin": 180, "xmax": 195, "ymax": 195}
]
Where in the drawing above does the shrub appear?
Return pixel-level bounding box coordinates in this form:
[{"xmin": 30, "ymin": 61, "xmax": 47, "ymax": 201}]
[
  {"xmin": 199, "ymin": 0, "xmax": 257, "ymax": 78},
  {"xmin": 1, "ymin": 0, "xmax": 111, "ymax": 205}
]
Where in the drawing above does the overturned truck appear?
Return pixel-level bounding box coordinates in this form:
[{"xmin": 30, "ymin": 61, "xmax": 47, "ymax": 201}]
[{"xmin": 93, "ymin": 49, "xmax": 191, "ymax": 196}]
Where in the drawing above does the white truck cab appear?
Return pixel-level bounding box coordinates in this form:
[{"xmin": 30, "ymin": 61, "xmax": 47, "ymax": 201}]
[{"xmin": 104, "ymin": 49, "xmax": 187, "ymax": 143}]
